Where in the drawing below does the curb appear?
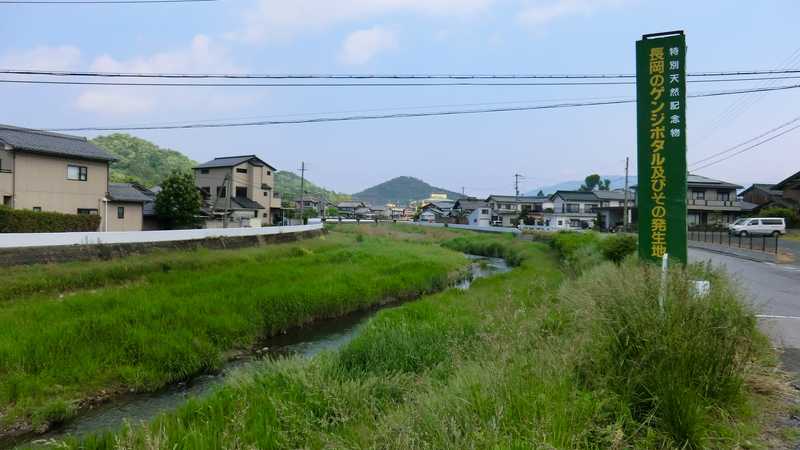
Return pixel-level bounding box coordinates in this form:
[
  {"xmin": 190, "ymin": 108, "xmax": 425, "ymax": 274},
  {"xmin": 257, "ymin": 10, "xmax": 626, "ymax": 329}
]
[{"xmin": 688, "ymin": 243, "xmax": 776, "ymax": 263}]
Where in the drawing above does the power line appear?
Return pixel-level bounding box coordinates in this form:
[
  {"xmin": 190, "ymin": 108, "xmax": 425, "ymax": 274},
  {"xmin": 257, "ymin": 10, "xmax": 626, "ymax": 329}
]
[
  {"xmin": 692, "ymin": 122, "xmax": 800, "ymax": 172},
  {"xmin": 0, "ymin": 0, "xmax": 215, "ymax": 3},
  {"xmin": 689, "ymin": 114, "xmax": 800, "ymax": 167},
  {"xmin": 43, "ymin": 83, "xmax": 800, "ymax": 132},
  {"xmin": 4, "ymin": 68, "xmax": 800, "ymax": 79}
]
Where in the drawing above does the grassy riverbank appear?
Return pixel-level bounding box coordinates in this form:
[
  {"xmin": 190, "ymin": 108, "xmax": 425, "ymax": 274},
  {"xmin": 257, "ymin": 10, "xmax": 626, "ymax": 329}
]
[
  {"xmin": 0, "ymin": 229, "xmax": 469, "ymax": 432},
  {"xmin": 60, "ymin": 226, "xmax": 794, "ymax": 449}
]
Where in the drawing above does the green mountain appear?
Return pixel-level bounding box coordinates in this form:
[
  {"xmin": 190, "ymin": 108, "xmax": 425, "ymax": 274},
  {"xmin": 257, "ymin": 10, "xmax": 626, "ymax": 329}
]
[
  {"xmin": 91, "ymin": 134, "xmax": 196, "ymax": 187},
  {"xmin": 274, "ymin": 171, "xmax": 350, "ymax": 205},
  {"xmin": 352, "ymin": 176, "xmax": 462, "ymax": 206}
]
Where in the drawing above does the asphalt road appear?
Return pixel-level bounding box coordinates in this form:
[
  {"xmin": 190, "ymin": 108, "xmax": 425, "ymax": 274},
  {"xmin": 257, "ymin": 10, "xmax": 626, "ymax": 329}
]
[{"xmin": 688, "ymin": 248, "xmax": 800, "ymax": 349}]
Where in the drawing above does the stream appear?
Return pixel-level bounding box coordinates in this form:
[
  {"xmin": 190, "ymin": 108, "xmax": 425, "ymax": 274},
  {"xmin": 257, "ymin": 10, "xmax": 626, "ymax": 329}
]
[{"xmin": 17, "ymin": 255, "xmax": 510, "ymax": 449}]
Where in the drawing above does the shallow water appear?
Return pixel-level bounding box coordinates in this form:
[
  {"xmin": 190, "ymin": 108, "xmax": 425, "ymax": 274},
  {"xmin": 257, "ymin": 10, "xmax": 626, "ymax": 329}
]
[{"xmin": 18, "ymin": 255, "xmax": 510, "ymax": 448}]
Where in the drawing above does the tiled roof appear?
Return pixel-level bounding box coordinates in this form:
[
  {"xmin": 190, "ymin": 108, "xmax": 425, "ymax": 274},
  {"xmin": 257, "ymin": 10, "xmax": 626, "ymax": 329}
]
[
  {"xmin": 686, "ymin": 174, "xmax": 742, "ymax": 189},
  {"xmin": 0, "ymin": 124, "xmax": 116, "ymax": 162},
  {"xmin": 550, "ymin": 191, "xmax": 599, "ymax": 202},
  {"xmin": 775, "ymin": 170, "xmax": 800, "ymax": 190},
  {"xmin": 108, "ymin": 183, "xmax": 152, "ymax": 203},
  {"xmin": 453, "ymin": 198, "xmax": 488, "ymax": 211},
  {"xmin": 231, "ymin": 196, "xmax": 266, "ymax": 210},
  {"xmin": 592, "ymin": 190, "xmax": 635, "ymax": 201},
  {"xmin": 196, "ymin": 155, "xmax": 276, "ymax": 170},
  {"xmin": 337, "ymin": 201, "xmax": 365, "ymax": 208},
  {"xmin": 486, "ymin": 195, "xmax": 544, "ymax": 202}
]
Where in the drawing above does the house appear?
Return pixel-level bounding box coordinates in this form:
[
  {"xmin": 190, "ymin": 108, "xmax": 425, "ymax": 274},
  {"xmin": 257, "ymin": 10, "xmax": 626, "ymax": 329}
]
[
  {"xmin": 594, "ymin": 189, "xmax": 636, "ymax": 231},
  {"xmin": 194, "ymin": 155, "xmax": 281, "ymax": 227},
  {"xmin": 451, "ymin": 198, "xmax": 490, "ymax": 226},
  {"xmin": 369, "ymin": 205, "xmax": 388, "ymax": 219},
  {"xmin": 772, "ymin": 170, "xmax": 800, "ymax": 213},
  {"xmin": 418, "ymin": 201, "xmax": 453, "ymax": 223},
  {"xmin": 685, "ymin": 174, "xmax": 744, "ymax": 225},
  {"xmin": 485, "ymin": 195, "xmax": 547, "ymax": 227},
  {"xmin": 336, "ymin": 200, "xmax": 367, "ymax": 218},
  {"xmin": 294, "ymin": 196, "xmax": 321, "ymax": 213},
  {"xmin": 740, "ymin": 183, "xmax": 785, "ymax": 210},
  {"xmin": 545, "ymin": 191, "xmax": 600, "ymax": 229},
  {"xmin": 0, "ymin": 124, "xmax": 146, "ymax": 231},
  {"xmin": 105, "ymin": 183, "xmax": 151, "ymax": 231}
]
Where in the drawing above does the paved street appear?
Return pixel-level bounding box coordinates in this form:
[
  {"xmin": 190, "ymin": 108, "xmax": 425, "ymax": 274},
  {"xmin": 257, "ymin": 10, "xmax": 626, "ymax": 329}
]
[{"xmin": 689, "ymin": 248, "xmax": 800, "ymax": 350}]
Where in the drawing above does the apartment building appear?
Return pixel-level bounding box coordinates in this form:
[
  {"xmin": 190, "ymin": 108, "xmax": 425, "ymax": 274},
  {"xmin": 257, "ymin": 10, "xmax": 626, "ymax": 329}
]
[
  {"xmin": 194, "ymin": 155, "xmax": 281, "ymax": 226},
  {"xmin": 0, "ymin": 124, "xmax": 146, "ymax": 231}
]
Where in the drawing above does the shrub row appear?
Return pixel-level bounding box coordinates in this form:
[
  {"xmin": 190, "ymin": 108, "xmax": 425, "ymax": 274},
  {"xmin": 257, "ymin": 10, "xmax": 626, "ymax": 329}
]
[
  {"xmin": 441, "ymin": 235, "xmax": 523, "ymax": 266},
  {"xmin": 0, "ymin": 206, "xmax": 101, "ymax": 233},
  {"xmin": 550, "ymin": 231, "xmax": 637, "ymax": 273}
]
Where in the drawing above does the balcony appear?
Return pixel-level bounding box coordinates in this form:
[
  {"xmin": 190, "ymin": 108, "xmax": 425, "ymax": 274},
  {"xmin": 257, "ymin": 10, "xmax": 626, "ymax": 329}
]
[{"xmin": 687, "ymin": 199, "xmax": 740, "ymax": 210}]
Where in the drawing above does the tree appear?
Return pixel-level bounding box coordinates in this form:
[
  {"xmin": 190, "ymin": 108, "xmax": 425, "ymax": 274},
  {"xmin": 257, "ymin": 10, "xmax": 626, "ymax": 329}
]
[
  {"xmin": 155, "ymin": 171, "xmax": 202, "ymax": 229},
  {"xmin": 91, "ymin": 134, "xmax": 196, "ymax": 187},
  {"xmin": 759, "ymin": 207, "xmax": 799, "ymax": 228},
  {"xmin": 536, "ymin": 190, "xmax": 545, "ymax": 197},
  {"xmin": 579, "ymin": 174, "xmax": 611, "ymax": 191}
]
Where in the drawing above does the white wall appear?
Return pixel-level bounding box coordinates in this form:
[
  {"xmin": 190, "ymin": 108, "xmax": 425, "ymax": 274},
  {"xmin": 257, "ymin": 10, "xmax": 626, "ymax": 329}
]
[{"xmin": 0, "ymin": 223, "xmax": 323, "ymax": 248}]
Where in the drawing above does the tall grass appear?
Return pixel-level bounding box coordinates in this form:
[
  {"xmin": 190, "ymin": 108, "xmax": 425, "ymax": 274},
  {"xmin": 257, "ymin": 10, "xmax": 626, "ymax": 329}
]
[
  {"xmin": 441, "ymin": 234, "xmax": 524, "ymax": 266},
  {"xmin": 0, "ymin": 231, "xmax": 468, "ymax": 428}
]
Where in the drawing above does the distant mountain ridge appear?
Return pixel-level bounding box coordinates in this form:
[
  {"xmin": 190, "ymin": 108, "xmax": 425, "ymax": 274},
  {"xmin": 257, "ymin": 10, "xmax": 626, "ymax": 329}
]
[
  {"xmin": 526, "ymin": 175, "xmax": 638, "ymax": 196},
  {"xmin": 274, "ymin": 171, "xmax": 351, "ymax": 204},
  {"xmin": 353, "ymin": 176, "xmax": 462, "ymax": 206}
]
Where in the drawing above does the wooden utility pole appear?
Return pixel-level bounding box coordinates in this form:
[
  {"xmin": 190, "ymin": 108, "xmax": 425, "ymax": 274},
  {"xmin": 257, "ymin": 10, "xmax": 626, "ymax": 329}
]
[
  {"xmin": 514, "ymin": 173, "xmax": 523, "ymax": 200},
  {"xmin": 623, "ymin": 157, "xmax": 630, "ymax": 232}
]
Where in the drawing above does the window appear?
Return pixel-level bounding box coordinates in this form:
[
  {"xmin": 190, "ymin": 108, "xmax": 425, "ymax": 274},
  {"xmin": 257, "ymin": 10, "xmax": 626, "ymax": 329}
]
[
  {"xmin": 557, "ymin": 220, "xmax": 563, "ymax": 226},
  {"xmin": 67, "ymin": 165, "xmax": 88, "ymax": 181},
  {"xmin": 236, "ymin": 168, "xmax": 248, "ymax": 174},
  {"xmin": 762, "ymin": 219, "xmax": 784, "ymax": 225},
  {"xmin": 747, "ymin": 219, "xmax": 759, "ymax": 226},
  {"xmin": 200, "ymin": 169, "xmax": 210, "ymax": 174},
  {"xmin": 718, "ymin": 191, "xmax": 730, "ymax": 201},
  {"xmin": 566, "ymin": 203, "xmax": 580, "ymax": 213},
  {"xmin": 691, "ymin": 190, "xmax": 705, "ymax": 200},
  {"xmin": 267, "ymin": 170, "xmax": 271, "ymax": 176},
  {"xmin": 2, "ymin": 196, "xmax": 10, "ymax": 206},
  {"xmin": 216, "ymin": 186, "xmax": 227, "ymax": 198},
  {"xmin": 480, "ymin": 208, "xmax": 489, "ymax": 215},
  {"xmin": 117, "ymin": 206, "xmax": 125, "ymax": 219},
  {"xmin": 235, "ymin": 186, "xmax": 247, "ymax": 198},
  {"xmin": 77, "ymin": 208, "xmax": 98, "ymax": 215},
  {"xmin": 200, "ymin": 186, "xmax": 211, "ymax": 198},
  {"xmin": 253, "ymin": 211, "xmax": 259, "ymax": 218},
  {"xmin": 264, "ymin": 190, "xmax": 269, "ymax": 196},
  {"xmin": 33, "ymin": 206, "xmax": 42, "ymax": 212},
  {"xmin": 586, "ymin": 203, "xmax": 598, "ymax": 213}
]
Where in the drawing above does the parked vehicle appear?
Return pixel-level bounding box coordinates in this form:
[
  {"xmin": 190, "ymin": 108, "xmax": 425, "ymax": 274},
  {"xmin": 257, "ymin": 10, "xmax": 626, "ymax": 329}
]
[{"xmin": 727, "ymin": 217, "xmax": 786, "ymax": 237}]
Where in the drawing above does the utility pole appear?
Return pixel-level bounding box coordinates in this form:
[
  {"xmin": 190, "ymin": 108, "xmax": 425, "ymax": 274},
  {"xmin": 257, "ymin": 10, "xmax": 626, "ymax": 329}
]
[
  {"xmin": 514, "ymin": 173, "xmax": 523, "ymax": 200},
  {"xmin": 298, "ymin": 161, "xmax": 306, "ymax": 225},
  {"xmin": 461, "ymin": 186, "xmax": 465, "ymax": 197},
  {"xmin": 623, "ymin": 157, "xmax": 630, "ymax": 232}
]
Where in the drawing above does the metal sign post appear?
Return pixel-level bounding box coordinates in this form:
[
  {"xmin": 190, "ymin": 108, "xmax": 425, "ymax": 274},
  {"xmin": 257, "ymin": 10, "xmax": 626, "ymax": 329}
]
[{"xmin": 636, "ymin": 31, "xmax": 688, "ymax": 264}]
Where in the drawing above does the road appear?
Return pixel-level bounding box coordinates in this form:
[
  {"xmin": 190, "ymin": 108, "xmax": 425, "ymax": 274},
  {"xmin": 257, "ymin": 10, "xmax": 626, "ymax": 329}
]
[{"xmin": 689, "ymin": 248, "xmax": 800, "ymax": 358}]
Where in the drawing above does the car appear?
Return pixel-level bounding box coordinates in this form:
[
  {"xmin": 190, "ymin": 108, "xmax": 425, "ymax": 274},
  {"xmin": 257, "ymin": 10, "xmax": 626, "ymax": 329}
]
[{"xmin": 728, "ymin": 217, "xmax": 786, "ymax": 237}]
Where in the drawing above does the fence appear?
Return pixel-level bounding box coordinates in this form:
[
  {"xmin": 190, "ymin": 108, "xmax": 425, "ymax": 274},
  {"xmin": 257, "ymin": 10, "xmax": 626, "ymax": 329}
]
[
  {"xmin": 688, "ymin": 230, "xmax": 780, "ymax": 254},
  {"xmin": 0, "ymin": 223, "xmax": 324, "ymax": 249}
]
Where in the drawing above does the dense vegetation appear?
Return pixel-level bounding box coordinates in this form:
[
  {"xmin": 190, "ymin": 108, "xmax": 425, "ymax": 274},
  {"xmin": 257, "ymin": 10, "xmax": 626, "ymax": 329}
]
[
  {"xmin": 50, "ymin": 225, "xmax": 790, "ymax": 449},
  {"xmin": 759, "ymin": 206, "xmax": 799, "ymax": 228},
  {"xmin": 0, "ymin": 231, "xmax": 467, "ymax": 431},
  {"xmin": 352, "ymin": 176, "xmax": 462, "ymax": 205},
  {"xmin": 0, "ymin": 206, "xmax": 101, "ymax": 233},
  {"xmin": 275, "ymin": 171, "xmax": 351, "ymax": 205},
  {"xmin": 91, "ymin": 134, "xmax": 196, "ymax": 187}
]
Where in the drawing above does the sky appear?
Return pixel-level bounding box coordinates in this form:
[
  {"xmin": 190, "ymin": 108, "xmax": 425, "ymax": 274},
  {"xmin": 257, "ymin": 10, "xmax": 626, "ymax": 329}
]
[{"xmin": 2, "ymin": 0, "xmax": 799, "ymax": 197}]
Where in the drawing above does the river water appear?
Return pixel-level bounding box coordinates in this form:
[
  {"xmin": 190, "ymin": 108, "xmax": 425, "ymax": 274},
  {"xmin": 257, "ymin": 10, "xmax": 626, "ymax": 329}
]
[{"xmin": 19, "ymin": 255, "xmax": 510, "ymax": 448}]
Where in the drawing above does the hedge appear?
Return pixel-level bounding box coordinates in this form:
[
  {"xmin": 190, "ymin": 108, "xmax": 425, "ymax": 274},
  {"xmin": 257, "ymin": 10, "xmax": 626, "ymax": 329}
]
[{"xmin": 0, "ymin": 206, "xmax": 102, "ymax": 233}]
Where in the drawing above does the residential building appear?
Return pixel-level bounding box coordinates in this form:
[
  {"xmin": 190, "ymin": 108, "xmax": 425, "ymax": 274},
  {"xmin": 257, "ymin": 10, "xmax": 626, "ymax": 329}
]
[
  {"xmin": 105, "ymin": 183, "xmax": 150, "ymax": 231},
  {"xmin": 594, "ymin": 189, "xmax": 636, "ymax": 231},
  {"xmin": 740, "ymin": 183, "xmax": 784, "ymax": 210},
  {"xmin": 294, "ymin": 196, "xmax": 321, "ymax": 213},
  {"xmin": 0, "ymin": 124, "xmax": 146, "ymax": 232},
  {"xmin": 485, "ymin": 195, "xmax": 546, "ymax": 227},
  {"xmin": 546, "ymin": 191, "xmax": 599, "ymax": 229},
  {"xmin": 772, "ymin": 170, "xmax": 800, "ymax": 213},
  {"xmin": 418, "ymin": 201, "xmax": 453, "ymax": 223},
  {"xmin": 336, "ymin": 200, "xmax": 367, "ymax": 218},
  {"xmin": 194, "ymin": 155, "xmax": 279, "ymax": 226},
  {"xmin": 451, "ymin": 198, "xmax": 490, "ymax": 226},
  {"xmin": 685, "ymin": 174, "xmax": 744, "ymax": 225}
]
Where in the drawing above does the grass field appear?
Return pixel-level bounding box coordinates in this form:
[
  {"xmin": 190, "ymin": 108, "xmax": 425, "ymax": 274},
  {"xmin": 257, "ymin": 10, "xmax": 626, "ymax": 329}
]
[
  {"xmin": 0, "ymin": 228, "xmax": 470, "ymax": 432},
  {"xmin": 57, "ymin": 226, "xmax": 794, "ymax": 449}
]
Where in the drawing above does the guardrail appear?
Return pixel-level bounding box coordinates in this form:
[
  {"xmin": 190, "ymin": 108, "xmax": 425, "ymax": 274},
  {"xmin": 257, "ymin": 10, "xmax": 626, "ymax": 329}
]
[
  {"xmin": 688, "ymin": 230, "xmax": 779, "ymax": 254},
  {"xmin": 0, "ymin": 223, "xmax": 323, "ymax": 249}
]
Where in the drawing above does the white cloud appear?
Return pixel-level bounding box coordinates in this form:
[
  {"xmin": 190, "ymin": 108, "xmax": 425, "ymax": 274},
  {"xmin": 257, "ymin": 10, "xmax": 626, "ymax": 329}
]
[
  {"xmin": 75, "ymin": 35, "xmax": 260, "ymax": 117},
  {"xmin": 517, "ymin": 0, "xmax": 628, "ymax": 27},
  {"xmin": 0, "ymin": 45, "xmax": 81, "ymax": 70},
  {"xmin": 339, "ymin": 27, "xmax": 397, "ymax": 65},
  {"xmin": 230, "ymin": 0, "xmax": 492, "ymax": 43}
]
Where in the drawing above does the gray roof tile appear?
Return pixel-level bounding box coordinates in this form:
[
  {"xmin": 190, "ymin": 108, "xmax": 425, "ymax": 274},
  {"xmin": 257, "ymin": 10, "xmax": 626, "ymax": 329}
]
[
  {"xmin": 0, "ymin": 124, "xmax": 116, "ymax": 162},
  {"xmin": 196, "ymin": 155, "xmax": 276, "ymax": 170},
  {"xmin": 108, "ymin": 183, "xmax": 152, "ymax": 203}
]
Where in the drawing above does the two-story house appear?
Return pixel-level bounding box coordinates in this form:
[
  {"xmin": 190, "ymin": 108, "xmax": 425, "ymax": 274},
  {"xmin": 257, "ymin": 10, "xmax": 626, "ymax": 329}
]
[
  {"xmin": 485, "ymin": 195, "xmax": 549, "ymax": 227},
  {"xmin": 685, "ymin": 174, "xmax": 745, "ymax": 225},
  {"xmin": 594, "ymin": 189, "xmax": 636, "ymax": 231},
  {"xmin": 546, "ymin": 191, "xmax": 599, "ymax": 229},
  {"xmin": 194, "ymin": 155, "xmax": 280, "ymax": 227},
  {"xmin": 451, "ymin": 198, "xmax": 490, "ymax": 226},
  {"xmin": 771, "ymin": 170, "xmax": 800, "ymax": 213},
  {"xmin": 336, "ymin": 201, "xmax": 367, "ymax": 218},
  {"xmin": 0, "ymin": 124, "xmax": 146, "ymax": 232}
]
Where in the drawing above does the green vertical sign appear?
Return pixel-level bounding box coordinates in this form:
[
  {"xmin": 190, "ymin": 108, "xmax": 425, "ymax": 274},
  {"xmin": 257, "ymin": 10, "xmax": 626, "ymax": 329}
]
[{"xmin": 636, "ymin": 31, "xmax": 688, "ymax": 264}]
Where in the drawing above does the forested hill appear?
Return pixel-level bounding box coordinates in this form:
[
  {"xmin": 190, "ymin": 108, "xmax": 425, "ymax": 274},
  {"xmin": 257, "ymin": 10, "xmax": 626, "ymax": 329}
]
[
  {"xmin": 274, "ymin": 171, "xmax": 351, "ymax": 204},
  {"xmin": 91, "ymin": 134, "xmax": 196, "ymax": 187},
  {"xmin": 353, "ymin": 176, "xmax": 462, "ymax": 206}
]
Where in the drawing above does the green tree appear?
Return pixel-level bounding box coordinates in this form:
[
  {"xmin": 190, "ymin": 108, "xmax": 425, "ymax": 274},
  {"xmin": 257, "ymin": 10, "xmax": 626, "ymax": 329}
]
[
  {"xmin": 579, "ymin": 174, "xmax": 611, "ymax": 191},
  {"xmin": 155, "ymin": 171, "xmax": 202, "ymax": 229},
  {"xmin": 91, "ymin": 134, "xmax": 196, "ymax": 187},
  {"xmin": 536, "ymin": 190, "xmax": 545, "ymax": 197}
]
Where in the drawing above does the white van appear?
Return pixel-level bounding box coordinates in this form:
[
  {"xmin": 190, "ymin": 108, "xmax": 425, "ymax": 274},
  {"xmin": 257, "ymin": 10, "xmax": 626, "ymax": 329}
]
[{"xmin": 728, "ymin": 217, "xmax": 786, "ymax": 237}]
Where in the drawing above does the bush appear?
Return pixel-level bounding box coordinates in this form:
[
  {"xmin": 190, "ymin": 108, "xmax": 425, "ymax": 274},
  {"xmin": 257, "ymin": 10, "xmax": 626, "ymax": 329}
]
[
  {"xmin": 567, "ymin": 261, "xmax": 764, "ymax": 447},
  {"xmin": 0, "ymin": 206, "xmax": 101, "ymax": 233},
  {"xmin": 599, "ymin": 234, "xmax": 637, "ymax": 263},
  {"xmin": 441, "ymin": 235, "xmax": 523, "ymax": 266},
  {"xmin": 759, "ymin": 206, "xmax": 799, "ymax": 228}
]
